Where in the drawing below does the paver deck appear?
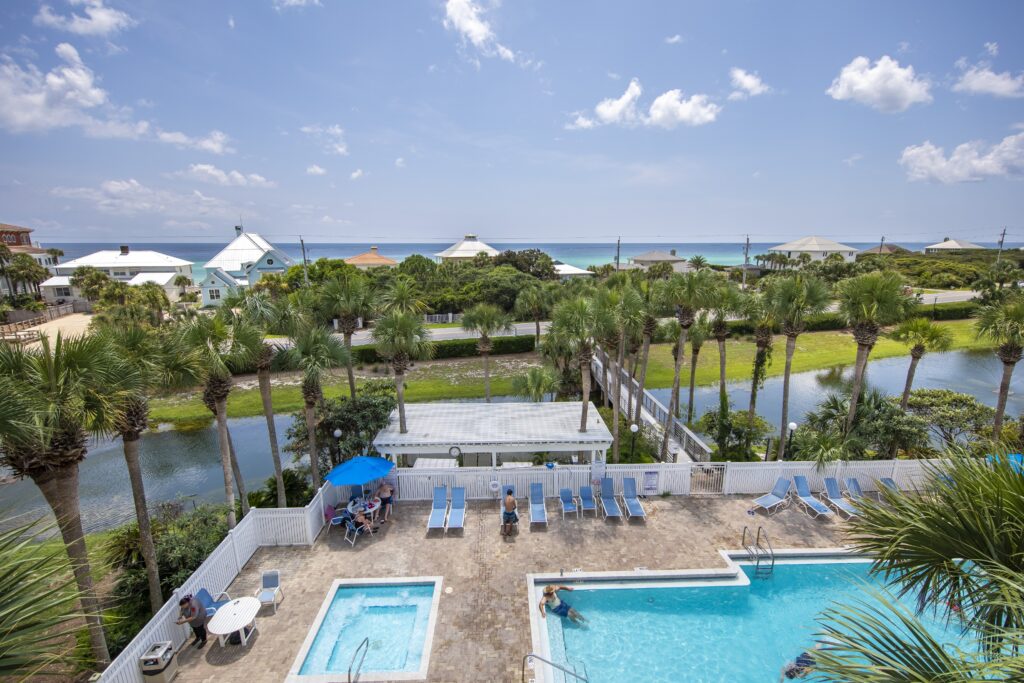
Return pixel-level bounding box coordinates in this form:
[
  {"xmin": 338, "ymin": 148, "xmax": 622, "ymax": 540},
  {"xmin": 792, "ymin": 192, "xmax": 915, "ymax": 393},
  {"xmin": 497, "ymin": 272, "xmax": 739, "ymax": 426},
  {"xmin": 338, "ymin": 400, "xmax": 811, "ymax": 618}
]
[{"xmin": 174, "ymin": 495, "xmax": 846, "ymax": 683}]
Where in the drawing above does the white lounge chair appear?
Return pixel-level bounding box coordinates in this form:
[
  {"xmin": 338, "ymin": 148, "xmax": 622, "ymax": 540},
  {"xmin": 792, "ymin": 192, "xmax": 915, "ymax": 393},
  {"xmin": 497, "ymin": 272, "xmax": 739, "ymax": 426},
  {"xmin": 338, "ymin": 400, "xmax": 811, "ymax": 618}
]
[
  {"xmin": 446, "ymin": 487, "xmax": 466, "ymax": 533},
  {"xmin": 793, "ymin": 476, "xmax": 834, "ymax": 520},
  {"xmin": 254, "ymin": 569, "xmax": 283, "ymax": 614},
  {"xmin": 427, "ymin": 486, "xmax": 448, "ymax": 532},
  {"xmin": 752, "ymin": 478, "xmax": 791, "ymax": 515},
  {"xmin": 529, "ymin": 483, "xmax": 548, "ymax": 526},
  {"xmin": 599, "ymin": 478, "xmax": 622, "ymax": 520},
  {"xmin": 620, "ymin": 477, "xmax": 646, "ymax": 520},
  {"xmin": 822, "ymin": 477, "xmax": 859, "ymax": 519}
]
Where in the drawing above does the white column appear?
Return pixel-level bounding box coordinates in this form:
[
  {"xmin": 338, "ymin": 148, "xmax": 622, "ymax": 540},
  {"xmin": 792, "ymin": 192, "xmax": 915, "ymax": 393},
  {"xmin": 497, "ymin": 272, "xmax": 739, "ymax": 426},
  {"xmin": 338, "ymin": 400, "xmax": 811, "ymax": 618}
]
[{"xmin": 491, "ymin": 451, "xmax": 497, "ymax": 468}]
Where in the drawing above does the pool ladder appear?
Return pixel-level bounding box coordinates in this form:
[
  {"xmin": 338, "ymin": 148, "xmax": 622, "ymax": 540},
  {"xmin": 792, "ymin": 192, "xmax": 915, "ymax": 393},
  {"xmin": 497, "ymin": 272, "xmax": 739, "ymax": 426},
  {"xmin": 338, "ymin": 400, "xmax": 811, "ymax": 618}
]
[
  {"xmin": 347, "ymin": 636, "xmax": 369, "ymax": 683},
  {"xmin": 742, "ymin": 525, "xmax": 775, "ymax": 578},
  {"xmin": 521, "ymin": 653, "xmax": 589, "ymax": 683}
]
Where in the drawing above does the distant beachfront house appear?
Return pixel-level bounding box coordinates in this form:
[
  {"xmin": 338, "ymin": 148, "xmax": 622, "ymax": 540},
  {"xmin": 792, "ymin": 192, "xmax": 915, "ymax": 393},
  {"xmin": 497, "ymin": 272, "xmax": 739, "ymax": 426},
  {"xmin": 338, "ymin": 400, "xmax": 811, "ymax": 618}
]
[
  {"xmin": 200, "ymin": 226, "xmax": 293, "ymax": 306},
  {"xmin": 435, "ymin": 234, "xmax": 499, "ymax": 262},
  {"xmin": 768, "ymin": 236, "xmax": 857, "ymax": 263},
  {"xmin": 553, "ymin": 262, "xmax": 594, "ymax": 280},
  {"xmin": 630, "ymin": 249, "xmax": 685, "ymax": 268},
  {"xmin": 924, "ymin": 238, "xmax": 984, "ymax": 254},
  {"xmin": 45, "ymin": 245, "xmax": 191, "ymax": 304},
  {"xmin": 344, "ymin": 246, "xmax": 398, "ymax": 270},
  {"xmin": 858, "ymin": 243, "xmax": 908, "ymax": 256},
  {"xmin": 2, "ymin": 223, "xmax": 61, "ymax": 296}
]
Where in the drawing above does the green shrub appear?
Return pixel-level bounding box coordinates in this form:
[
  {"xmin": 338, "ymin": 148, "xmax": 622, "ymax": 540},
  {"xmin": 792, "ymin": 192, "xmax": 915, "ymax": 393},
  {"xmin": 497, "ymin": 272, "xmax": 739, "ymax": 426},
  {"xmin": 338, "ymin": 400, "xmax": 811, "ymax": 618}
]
[{"xmin": 353, "ymin": 333, "xmax": 535, "ymax": 364}]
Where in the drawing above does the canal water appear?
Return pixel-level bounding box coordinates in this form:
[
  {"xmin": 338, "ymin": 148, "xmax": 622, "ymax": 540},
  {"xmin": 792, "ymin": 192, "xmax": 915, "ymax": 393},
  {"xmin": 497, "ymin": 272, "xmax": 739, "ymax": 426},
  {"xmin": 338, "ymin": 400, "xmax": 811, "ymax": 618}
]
[{"xmin": 2, "ymin": 350, "xmax": 1018, "ymax": 533}]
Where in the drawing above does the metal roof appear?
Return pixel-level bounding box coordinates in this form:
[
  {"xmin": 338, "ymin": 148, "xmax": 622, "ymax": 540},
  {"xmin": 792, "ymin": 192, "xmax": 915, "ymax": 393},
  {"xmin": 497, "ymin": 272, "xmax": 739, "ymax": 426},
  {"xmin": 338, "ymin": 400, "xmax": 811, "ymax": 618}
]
[
  {"xmin": 631, "ymin": 250, "xmax": 684, "ymax": 262},
  {"xmin": 434, "ymin": 234, "xmax": 499, "ymax": 259},
  {"xmin": 128, "ymin": 272, "xmax": 178, "ymax": 286},
  {"xmin": 204, "ymin": 231, "xmax": 293, "ymax": 273},
  {"xmin": 925, "ymin": 239, "xmax": 984, "ymax": 250},
  {"xmin": 769, "ymin": 235, "xmax": 857, "ymax": 252},
  {"xmin": 58, "ymin": 249, "xmax": 191, "ymax": 270}
]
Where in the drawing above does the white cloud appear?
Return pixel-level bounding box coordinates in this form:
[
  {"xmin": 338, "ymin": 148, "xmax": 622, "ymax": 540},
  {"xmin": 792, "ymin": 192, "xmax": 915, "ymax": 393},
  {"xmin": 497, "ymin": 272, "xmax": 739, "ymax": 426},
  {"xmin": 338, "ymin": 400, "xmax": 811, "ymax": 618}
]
[
  {"xmin": 320, "ymin": 214, "xmax": 350, "ymax": 225},
  {"xmin": 228, "ymin": 16, "xmax": 235, "ymax": 29},
  {"xmin": 606, "ymin": 71, "xmax": 620, "ymax": 80},
  {"xmin": 306, "ymin": 164, "xmax": 327, "ymax": 176},
  {"xmin": 826, "ymin": 55, "xmax": 932, "ymax": 112},
  {"xmin": 443, "ymin": 0, "xmax": 525, "ymax": 67},
  {"xmin": 300, "ymin": 124, "xmax": 348, "ymax": 155},
  {"xmin": 952, "ymin": 62, "xmax": 1024, "ymax": 98},
  {"xmin": 272, "ymin": 0, "xmax": 321, "ymax": 9},
  {"xmin": 899, "ymin": 132, "xmax": 1024, "ymax": 183},
  {"xmin": 155, "ymin": 129, "xmax": 233, "ymax": 154},
  {"xmin": 727, "ymin": 67, "xmax": 771, "ymax": 101},
  {"xmin": 985, "ymin": 41, "xmax": 999, "ymax": 57},
  {"xmin": 394, "ymin": 157, "xmax": 406, "ymax": 168},
  {"xmin": 567, "ymin": 78, "xmax": 720, "ymax": 130},
  {"xmin": 897, "ymin": 41, "xmax": 911, "ymax": 54},
  {"xmin": 350, "ymin": 169, "xmax": 364, "ymax": 180},
  {"xmin": 843, "ymin": 152, "xmax": 864, "ymax": 166},
  {"xmin": 34, "ymin": 0, "xmax": 136, "ymax": 37},
  {"xmin": 177, "ymin": 163, "xmax": 274, "ymax": 187},
  {"xmin": 664, "ymin": 34, "xmax": 682, "ymax": 45},
  {"xmin": 52, "ymin": 178, "xmax": 236, "ymax": 218}
]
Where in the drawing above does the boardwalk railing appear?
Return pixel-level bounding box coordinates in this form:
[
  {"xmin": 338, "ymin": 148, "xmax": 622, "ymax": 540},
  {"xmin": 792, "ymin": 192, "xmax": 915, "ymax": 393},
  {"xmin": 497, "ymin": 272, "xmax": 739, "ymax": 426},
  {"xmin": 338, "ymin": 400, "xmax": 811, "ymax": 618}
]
[
  {"xmin": 592, "ymin": 348, "xmax": 712, "ymax": 462},
  {"xmin": 424, "ymin": 312, "xmax": 463, "ymax": 324}
]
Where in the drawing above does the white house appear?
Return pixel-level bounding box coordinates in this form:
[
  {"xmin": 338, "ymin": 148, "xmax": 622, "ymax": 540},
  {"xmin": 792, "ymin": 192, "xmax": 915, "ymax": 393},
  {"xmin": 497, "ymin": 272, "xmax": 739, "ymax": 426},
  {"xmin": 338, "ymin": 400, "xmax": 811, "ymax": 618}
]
[
  {"xmin": 768, "ymin": 236, "xmax": 857, "ymax": 263},
  {"xmin": 46, "ymin": 245, "xmax": 192, "ymax": 303},
  {"xmin": 925, "ymin": 238, "xmax": 984, "ymax": 254},
  {"xmin": 630, "ymin": 249, "xmax": 685, "ymax": 268},
  {"xmin": 434, "ymin": 234, "xmax": 499, "ymax": 262},
  {"xmin": 553, "ymin": 262, "xmax": 594, "ymax": 280},
  {"xmin": 40, "ymin": 271, "xmax": 184, "ymax": 305},
  {"xmin": 200, "ymin": 226, "xmax": 293, "ymax": 306}
]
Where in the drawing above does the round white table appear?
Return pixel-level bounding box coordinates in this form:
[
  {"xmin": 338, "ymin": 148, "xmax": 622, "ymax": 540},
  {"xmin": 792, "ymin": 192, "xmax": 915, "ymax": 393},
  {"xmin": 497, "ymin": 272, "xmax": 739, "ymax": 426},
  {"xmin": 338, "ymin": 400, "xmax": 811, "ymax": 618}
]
[
  {"xmin": 207, "ymin": 597, "xmax": 261, "ymax": 648},
  {"xmin": 347, "ymin": 497, "xmax": 381, "ymax": 519}
]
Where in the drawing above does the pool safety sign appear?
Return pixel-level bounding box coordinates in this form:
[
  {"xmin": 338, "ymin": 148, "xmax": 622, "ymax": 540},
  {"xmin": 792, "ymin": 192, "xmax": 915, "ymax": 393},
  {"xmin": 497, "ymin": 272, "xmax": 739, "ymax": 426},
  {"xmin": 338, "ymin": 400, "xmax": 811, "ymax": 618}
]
[{"xmin": 643, "ymin": 471, "xmax": 659, "ymax": 495}]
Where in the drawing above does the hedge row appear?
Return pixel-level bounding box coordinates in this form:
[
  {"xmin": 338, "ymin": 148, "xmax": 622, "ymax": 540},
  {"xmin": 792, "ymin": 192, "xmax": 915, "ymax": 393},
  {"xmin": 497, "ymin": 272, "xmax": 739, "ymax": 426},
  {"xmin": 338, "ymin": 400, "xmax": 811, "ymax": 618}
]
[{"xmin": 352, "ymin": 333, "xmax": 536, "ymax": 365}]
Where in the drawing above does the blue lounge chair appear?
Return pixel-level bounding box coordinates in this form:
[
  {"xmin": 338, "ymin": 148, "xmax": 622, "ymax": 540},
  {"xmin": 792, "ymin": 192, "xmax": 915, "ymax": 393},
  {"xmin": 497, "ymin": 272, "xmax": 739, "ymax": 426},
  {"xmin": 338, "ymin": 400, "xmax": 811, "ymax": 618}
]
[
  {"xmin": 194, "ymin": 588, "xmax": 231, "ymax": 617},
  {"xmin": 752, "ymin": 478, "xmax": 791, "ymax": 515},
  {"xmin": 529, "ymin": 483, "xmax": 548, "ymax": 526},
  {"xmin": 578, "ymin": 486, "xmax": 597, "ymax": 516},
  {"xmin": 559, "ymin": 488, "xmax": 579, "ymax": 519},
  {"xmin": 427, "ymin": 486, "xmax": 447, "ymax": 531},
  {"xmin": 823, "ymin": 477, "xmax": 859, "ymax": 519},
  {"xmin": 445, "ymin": 487, "xmax": 466, "ymax": 533},
  {"xmin": 878, "ymin": 477, "xmax": 899, "ymax": 497},
  {"xmin": 599, "ymin": 478, "xmax": 623, "ymax": 520},
  {"xmin": 620, "ymin": 477, "xmax": 646, "ymax": 520},
  {"xmin": 793, "ymin": 476, "xmax": 834, "ymax": 519},
  {"xmin": 254, "ymin": 569, "xmax": 283, "ymax": 614},
  {"xmin": 843, "ymin": 477, "xmax": 865, "ymax": 502}
]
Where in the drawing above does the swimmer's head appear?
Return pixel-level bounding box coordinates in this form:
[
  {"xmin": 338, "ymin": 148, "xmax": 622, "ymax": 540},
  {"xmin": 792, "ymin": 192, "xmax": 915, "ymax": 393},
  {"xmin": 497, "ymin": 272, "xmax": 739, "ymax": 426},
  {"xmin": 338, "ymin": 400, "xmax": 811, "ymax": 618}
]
[{"xmin": 543, "ymin": 585, "xmax": 557, "ymax": 596}]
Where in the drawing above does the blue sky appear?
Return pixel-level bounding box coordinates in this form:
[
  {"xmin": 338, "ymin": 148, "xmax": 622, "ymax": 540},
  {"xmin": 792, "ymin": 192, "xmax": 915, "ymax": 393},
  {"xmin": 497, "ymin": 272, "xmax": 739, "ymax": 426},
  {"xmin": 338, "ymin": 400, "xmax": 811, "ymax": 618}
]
[{"xmin": 1, "ymin": 0, "xmax": 1022, "ymax": 244}]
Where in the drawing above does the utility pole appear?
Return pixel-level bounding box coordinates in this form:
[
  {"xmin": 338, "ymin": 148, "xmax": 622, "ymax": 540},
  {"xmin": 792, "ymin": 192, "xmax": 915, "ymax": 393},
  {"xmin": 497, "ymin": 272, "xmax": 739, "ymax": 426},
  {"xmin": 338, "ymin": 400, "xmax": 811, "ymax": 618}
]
[
  {"xmin": 997, "ymin": 226, "xmax": 1007, "ymax": 263},
  {"xmin": 614, "ymin": 236, "xmax": 621, "ymax": 271},
  {"xmin": 299, "ymin": 235, "xmax": 310, "ymax": 286},
  {"xmin": 741, "ymin": 235, "xmax": 750, "ymax": 288},
  {"xmin": 879, "ymin": 235, "xmax": 885, "ymax": 253}
]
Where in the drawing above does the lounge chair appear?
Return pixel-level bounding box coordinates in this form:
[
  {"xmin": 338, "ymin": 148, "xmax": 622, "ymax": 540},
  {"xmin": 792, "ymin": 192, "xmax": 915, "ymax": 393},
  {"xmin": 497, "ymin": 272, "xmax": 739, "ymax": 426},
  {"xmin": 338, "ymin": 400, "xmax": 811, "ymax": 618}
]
[
  {"xmin": 578, "ymin": 486, "xmax": 597, "ymax": 516},
  {"xmin": 620, "ymin": 477, "xmax": 646, "ymax": 520},
  {"xmin": 843, "ymin": 477, "xmax": 866, "ymax": 502},
  {"xmin": 752, "ymin": 478, "xmax": 791, "ymax": 515},
  {"xmin": 529, "ymin": 483, "xmax": 548, "ymax": 526},
  {"xmin": 558, "ymin": 488, "xmax": 579, "ymax": 519},
  {"xmin": 343, "ymin": 513, "xmax": 372, "ymax": 547},
  {"xmin": 878, "ymin": 477, "xmax": 899, "ymax": 498},
  {"xmin": 793, "ymin": 476, "xmax": 834, "ymax": 519},
  {"xmin": 822, "ymin": 478, "xmax": 858, "ymax": 519},
  {"xmin": 254, "ymin": 570, "xmax": 283, "ymax": 614},
  {"xmin": 599, "ymin": 478, "xmax": 623, "ymax": 520},
  {"xmin": 194, "ymin": 588, "xmax": 231, "ymax": 617},
  {"xmin": 427, "ymin": 486, "xmax": 448, "ymax": 531},
  {"xmin": 446, "ymin": 487, "xmax": 466, "ymax": 533}
]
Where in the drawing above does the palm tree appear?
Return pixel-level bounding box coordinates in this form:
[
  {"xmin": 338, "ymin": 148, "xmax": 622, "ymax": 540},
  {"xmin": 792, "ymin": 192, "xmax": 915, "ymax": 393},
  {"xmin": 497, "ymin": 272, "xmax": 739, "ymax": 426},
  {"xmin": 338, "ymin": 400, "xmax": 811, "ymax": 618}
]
[
  {"xmin": 660, "ymin": 270, "xmax": 719, "ymax": 458},
  {"xmin": 514, "ymin": 284, "xmax": 555, "ymax": 343},
  {"xmin": 371, "ymin": 311, "xmax": 434, "ymax": 433},
  {"xmin": 0, "ymin": 333, "xmax": 143, "ymax": 666},
  {"xmin": 379, "ymin": 276, "xmax": 428, "ymax": 315},
  {"xmin": 975, "ymin": 294, "xmax": 1024, "ymax": 435},
  {"xmin": 511, "ymin": 366, "xmax": 559, "ymax": 401},
  {"xmin": 608, "ymin": 285, "xmax": 643, "ymax": 462},
  {"xmin": 177, "ymin": 314, "xmax": 261, "ymax": 528},
  {"xmin": 0, "ymin": 243, "xmax": 13, "ymax": 299},
  {"xmin": 549, "ymin": 297, "xmax": 600, "ymax": 432},
  {"xmin": 685, "ymin": 314, "xmax": 710, "ymax": 424},
  {"xmin": 461, "ymin": 303, "xmax": 513, "ymax": 402},
  {"xmin": 320, "ymin": 275, "xmax": 377, "ymax": 398},
  {"xmin": 278, "ymin": 322, "xmax": 350, "ymax": 487},
  {"xmin": 709, "ymin": 281, "xmax": 744, "ymax": 402},
  {"xmin": 688, "ymin": 254, "xmax": 708, "ymax": 270},
  {"xmin": 69, "ymin": 266, "xmax": 110, "ymax": 302},
  {"xmin": 134, "ymin": 281, "xmax": 170, "ymax": 326},
  {"xmin": 743, "ymin": 291, "xmax": 775, "ymax": 439},
  {"xmin": 173, "ymin": 274, "xmax": 191, "ymax": 297},
  {"xmin": 633, "ymin": 279, "xmax": 665, "ymax": 424},
  {"xmin": 771, "ymin": 274, "xmax": 830, "ymax": 460},
  {"xmin": 836, "ymin": 271, "xmax": 917, "ymax": 433},
  {"xmin": 98, "ymin": 324, "xmax": 201, "ymax": 614},
  {"xmin": 7, "ymin": 254, "xmax": 48, "ymax": 295},
  {"xmin": 891, "ymin": 317, "xmax": 954, "ymax": 410}
]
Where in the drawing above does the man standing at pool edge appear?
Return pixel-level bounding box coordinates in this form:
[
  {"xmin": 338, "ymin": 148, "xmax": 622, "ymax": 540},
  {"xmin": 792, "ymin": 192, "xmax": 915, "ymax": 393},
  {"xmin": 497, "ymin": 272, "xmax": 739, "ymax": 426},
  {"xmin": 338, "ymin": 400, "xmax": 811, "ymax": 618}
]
[{"xmin": 539, "ymin": 585, "xmax": 586, "ymax": 624}]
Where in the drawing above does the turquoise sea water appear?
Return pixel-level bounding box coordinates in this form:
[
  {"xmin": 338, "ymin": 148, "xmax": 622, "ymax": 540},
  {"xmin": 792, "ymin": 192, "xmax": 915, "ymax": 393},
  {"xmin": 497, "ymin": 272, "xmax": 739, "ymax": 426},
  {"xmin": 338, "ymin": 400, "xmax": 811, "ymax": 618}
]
[
  {"xmin": 298, "ymin": 583, "xmax": 435, "ymax": 676},
  {"xmin": 543, "ymin": 562, "xmax": 956, "ymax": 683}
]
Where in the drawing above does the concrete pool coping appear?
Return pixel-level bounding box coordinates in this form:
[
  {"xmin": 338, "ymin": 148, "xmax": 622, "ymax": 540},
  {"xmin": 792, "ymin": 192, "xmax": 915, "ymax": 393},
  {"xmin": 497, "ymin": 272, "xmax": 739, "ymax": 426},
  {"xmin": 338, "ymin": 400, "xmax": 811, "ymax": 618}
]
[
  {"xmin": 524, "ymin": 547, "xmax": 861, "ymax": 683},
  {"xmin": 285, "ymin": 576, "xmax": 444, "ymax": 683}
]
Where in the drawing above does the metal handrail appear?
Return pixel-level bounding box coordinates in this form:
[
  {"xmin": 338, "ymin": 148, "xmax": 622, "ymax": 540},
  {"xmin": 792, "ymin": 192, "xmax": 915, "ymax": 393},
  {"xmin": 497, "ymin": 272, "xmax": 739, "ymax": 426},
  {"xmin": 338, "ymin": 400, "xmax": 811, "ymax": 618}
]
[
  {"xmin": 348, "ymin": 636, "xmax": 370, "ymax": 683},
  {"xmin": 522, "ymin": 653, "xmax": 589, "ymax": 683}
]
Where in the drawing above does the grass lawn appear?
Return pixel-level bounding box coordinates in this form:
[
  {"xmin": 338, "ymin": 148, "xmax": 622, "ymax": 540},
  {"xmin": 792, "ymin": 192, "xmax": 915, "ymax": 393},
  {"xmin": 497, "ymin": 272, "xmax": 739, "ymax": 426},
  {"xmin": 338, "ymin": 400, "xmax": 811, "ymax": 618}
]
[{"xmin": 425, "ymin": 321, "xmax": 464, "ymax": 329}]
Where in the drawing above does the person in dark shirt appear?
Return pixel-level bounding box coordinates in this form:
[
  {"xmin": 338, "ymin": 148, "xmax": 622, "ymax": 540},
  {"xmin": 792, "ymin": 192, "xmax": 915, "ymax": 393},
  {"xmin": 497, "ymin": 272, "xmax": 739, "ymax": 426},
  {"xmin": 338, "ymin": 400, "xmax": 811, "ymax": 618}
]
[{"xmin": 176, "ymin": 595, "xmax": 208, "ymax": 649}]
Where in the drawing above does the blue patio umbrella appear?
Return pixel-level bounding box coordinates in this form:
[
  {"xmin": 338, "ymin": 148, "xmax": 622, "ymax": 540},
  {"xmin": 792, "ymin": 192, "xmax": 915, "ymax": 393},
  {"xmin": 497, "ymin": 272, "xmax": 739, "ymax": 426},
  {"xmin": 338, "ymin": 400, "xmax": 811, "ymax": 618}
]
[{"xmin": 324, "ymin": 456, "xmax": 394, "ymax": 487}]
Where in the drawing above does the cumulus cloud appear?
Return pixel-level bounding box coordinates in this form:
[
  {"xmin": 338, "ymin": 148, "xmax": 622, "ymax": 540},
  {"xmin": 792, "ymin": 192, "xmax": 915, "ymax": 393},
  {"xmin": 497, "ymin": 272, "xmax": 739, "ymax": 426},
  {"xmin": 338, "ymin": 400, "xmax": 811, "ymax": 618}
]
[
  {"xmin": 350, "ymin": 169, "xmax": 364, "ymax": 180},
  {"xmin": 566, "ymin": 78, "xmax": 720, "ymax": 130},
  {"xmin": 394, "ymin": 157, "xmax": 406, "ymax": 168},
  {"xmin": 306, "ymin": 164, "xmax": 326, "ymax": 176},
  {"xmin": 156, "ymin": 129, "xmax": 233, "ymax": 154},
  {"xmin": 443, "ymin": 0, "xmax": 530, "ymax": 67},
  {"xmin": 272, "ymin": 0, "xmax": 321, "ymax": 9},
  {"xmin": 843, "ymin": 152, "xmax": 864, "ymax": 167},
  {"xmin": 300, "ymin": 124, "xmax": 348, "ymax": 155},
  {"xmin": 826, "ymin": 55, "xmax": 932, "ymax": 112},
  {"xmin": 985, "ymin": 41, "xmax": 999, "ymax": 57},
  {"xmin": 177, "ymin": 163, "xmax": 274, "ymax": 187},
  {"xmin": 34, "ymin": 0, "xmax": 136, "ymax": 37},
  {"xmin": 664, "ymin": 34, "xmax": 682, "ymax": 45},
  {"xmin": 899, "ymin": 132, "xmax": 1024, "ymax": 183},
  {"xmin": 952, "ymin": 61, "xmax": 1024, "ymax": 98},
  {"xmin": 228, "ymin": 16, "xmax": 235, "ymax": 29},
  {"xmin": 727, "ymin": 67, "xmax": 771, "ymax": 101},
  {"xmin": 52, "ymin": 178, "xmax": 236, "ymax": 218}
]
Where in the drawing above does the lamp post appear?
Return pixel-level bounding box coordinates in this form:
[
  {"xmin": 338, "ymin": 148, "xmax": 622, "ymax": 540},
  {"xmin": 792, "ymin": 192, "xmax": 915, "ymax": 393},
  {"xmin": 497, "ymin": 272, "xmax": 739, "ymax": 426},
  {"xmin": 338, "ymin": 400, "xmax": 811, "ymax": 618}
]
[
  {"xmin": 784, "ymin": 422, "xmax": 797, "ymax": 461},
  {"xmin": 629, "ymin": 423, "xmax": 639, "ymax": 460}
]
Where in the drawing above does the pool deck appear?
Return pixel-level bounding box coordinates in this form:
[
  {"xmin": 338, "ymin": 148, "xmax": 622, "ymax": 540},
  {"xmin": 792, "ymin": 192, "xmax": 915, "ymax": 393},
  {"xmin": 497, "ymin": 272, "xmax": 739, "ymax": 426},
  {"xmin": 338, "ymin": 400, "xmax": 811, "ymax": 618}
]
[{"xmin": 173, "ymin": 495, "xmax": 847, "ymax": 683}]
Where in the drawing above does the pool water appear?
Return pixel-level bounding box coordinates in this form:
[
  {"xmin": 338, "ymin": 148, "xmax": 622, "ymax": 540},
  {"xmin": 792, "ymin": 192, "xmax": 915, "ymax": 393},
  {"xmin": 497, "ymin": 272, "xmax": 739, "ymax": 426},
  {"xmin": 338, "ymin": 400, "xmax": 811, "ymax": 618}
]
[
  {"xmin": 543, "ymin": 562, "xmax": 956, "ymax": 683},
  {"xmin": 298, "ymin": 584, "xmax": 435, "ymax": 676}
]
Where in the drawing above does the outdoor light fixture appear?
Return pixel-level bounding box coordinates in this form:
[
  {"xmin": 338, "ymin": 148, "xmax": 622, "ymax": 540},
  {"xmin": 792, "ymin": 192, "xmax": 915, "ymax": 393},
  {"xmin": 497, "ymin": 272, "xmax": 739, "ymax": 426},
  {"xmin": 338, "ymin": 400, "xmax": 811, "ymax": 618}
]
[
  {"xmin": 629, "ymin": 423, "xmax": 639, "ymax": 459},
  {"xmin": 784, "ymin": 422, "xmax": 798, "ymax": 461}
]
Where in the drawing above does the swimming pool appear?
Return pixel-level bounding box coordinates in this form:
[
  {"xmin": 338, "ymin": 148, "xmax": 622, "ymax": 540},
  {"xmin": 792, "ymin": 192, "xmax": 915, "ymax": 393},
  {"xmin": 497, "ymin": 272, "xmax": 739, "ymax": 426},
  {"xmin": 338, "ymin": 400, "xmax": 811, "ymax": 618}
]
[
  {"xmin": 531, "ymin": 556, "xmax": 955, "ymax": 683},
  {"xmin": 287, "ymin": 577, "xmax": 443, "ymax": 682}
]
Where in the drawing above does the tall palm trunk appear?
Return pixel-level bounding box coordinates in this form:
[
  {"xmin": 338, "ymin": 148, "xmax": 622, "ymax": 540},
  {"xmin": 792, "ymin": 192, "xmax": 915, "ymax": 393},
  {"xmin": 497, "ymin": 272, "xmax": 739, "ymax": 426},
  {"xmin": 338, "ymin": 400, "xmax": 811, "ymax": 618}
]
[
  {"xmin": 747, "ymin": 335, "xmax": 770, "ymax": 443},
  {"xmin": 612, "ymin": 334, "xmax": 626, "ymax": 462},
  {"xmin": 343, "ymin": 331, "xmax": 357, "ymax": 399},
  {"xmin": 716, "ymin": 338, "xmax": 727, "ymax": 400},
  {"xmin": 395, "ymin": 369, "xmax": 408, "ymax": 433},
  {"xmin": 687, "ymin": 347, "xmax": 701, "ymax": 424},
  {"xmin": 900, "ymin": 349, "xmax": 924, "ymax": 411},
  {"xmin": 482, "ymin": 350, "xmax": 491, "ymax": 401},
  {"xmin": 303, "ymin": 400, "xmax": 321, "ymax": 486},
  {"xmin": 634, "ymin": 329, "xmax": 652, "ymax": 423},
  {"xmin": 777, "ymin": 335, "xmax": 797, "ymax": 460},
  {"xmin": 214, "ymin": 398, "xmax": 237, "ymax": 528},
  {"xmin": 122, "ymin": 436, "xmax": 163, "ymax": 613},
  {"xmin": 35, "ymin": 464, "xmax": 110, "ymax": 667},
  {"xmin": 601, "ymin": 359, "xmax": 610, "ymax": 408},
  {"xmin": 257, "ymin": 366, "xmax": 286, "ymax": 507},
  {"xmin": 994, "ymin": 359, "xmax": 1018, "ymax": 436},
  {"xmin": 845, "ymin": 342, "xmax": 872, "ymax": 433},
  {"xmin": 226, "ymin": 430, "xmax": 249, "ymax": 516},
  {"xmin": 661, "ymin": 327, "xmax": 689, "ymax": 460},
  {"xmin": 534, "ymin": 318, "xmax": 541, "ymax": 343},
  {"xmin": 578, "ymin": 351, "xmax": 593, "ymax": 432}
]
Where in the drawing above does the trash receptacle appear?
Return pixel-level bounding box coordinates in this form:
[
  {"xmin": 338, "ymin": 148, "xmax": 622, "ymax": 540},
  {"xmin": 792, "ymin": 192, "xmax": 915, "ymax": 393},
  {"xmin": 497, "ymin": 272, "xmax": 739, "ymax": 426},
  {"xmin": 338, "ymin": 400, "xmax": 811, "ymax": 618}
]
[{"xmin": 139, "ymin": 641, "xmax": 177, "ymax": 682}]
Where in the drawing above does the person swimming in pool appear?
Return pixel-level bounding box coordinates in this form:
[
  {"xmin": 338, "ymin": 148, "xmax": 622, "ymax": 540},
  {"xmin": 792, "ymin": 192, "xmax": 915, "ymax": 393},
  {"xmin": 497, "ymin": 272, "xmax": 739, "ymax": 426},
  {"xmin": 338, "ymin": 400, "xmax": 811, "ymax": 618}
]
[
  {"xmin": 780, "ymin": 648, "xmax": 817, "ymax": 680},
  {"xmin": 539, "ymin": 585, "xmax": 586, "ymax": 624}
]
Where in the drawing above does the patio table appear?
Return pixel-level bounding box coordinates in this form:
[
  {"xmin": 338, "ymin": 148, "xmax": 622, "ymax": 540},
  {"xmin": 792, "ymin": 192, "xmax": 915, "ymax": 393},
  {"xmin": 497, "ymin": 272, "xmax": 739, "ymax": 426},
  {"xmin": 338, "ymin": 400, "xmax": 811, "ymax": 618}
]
[
  {"xmin": 347, "ymin": 497, "xmax": 381, "ymax": 520},
  {"xmin": 207, "ymin": 597, "xmax": 261, "ymax": 648}
]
